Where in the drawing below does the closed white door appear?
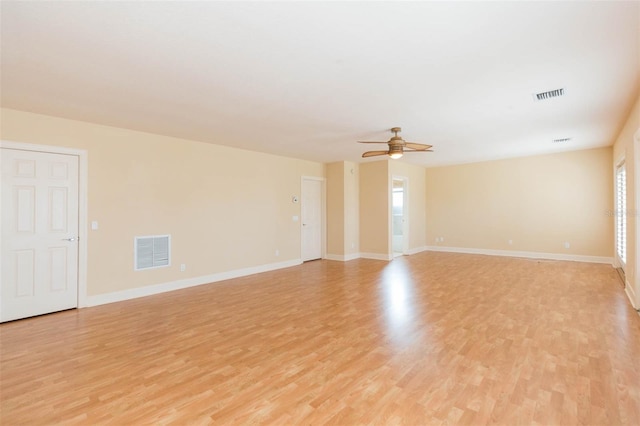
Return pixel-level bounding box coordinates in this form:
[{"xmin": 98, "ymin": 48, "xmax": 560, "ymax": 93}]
[
  {"xmin": 1, "ymin": 148, "xmax": 79, "ymax": 322},
  {"xmin": 301, "ymin": 178, "xmax": 322, "ymax": 261}
]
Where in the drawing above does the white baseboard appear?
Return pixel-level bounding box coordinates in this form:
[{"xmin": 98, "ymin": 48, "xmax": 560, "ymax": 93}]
[
  {"xmin": 405, "ymin": 246, "xmax": 428, "ymax": 255},
  {"xmin": 360, "ymin": 252, "xmax": 393, "ymax": 261},
  {"xmin": 625, "ymin": 281, "xmax": 638, "ymax": 310},
  {"xmin": 325, "ymin": 253, "xmax": 360, "ymax": 262},
  {"xmin": 324, "ymin": 254, "xmax": 343, "ymax": 261},
  {"xmin": 86, "ymin": 259, "xmax": 302, "ymax": 307},
  {"xmin": 327, "ymin": 247, "xmax": 427, "ymax": 262},
  {"xmin": 425, "ymin": 246, "xmax": 613, "ymax": 264}
]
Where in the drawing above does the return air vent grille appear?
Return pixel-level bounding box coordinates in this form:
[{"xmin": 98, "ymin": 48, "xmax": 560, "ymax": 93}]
[
  {"xmin": 534, "ymin": 88, "xmax": 565, "ymax": 101},
  {"xmin": 552, "ymin": 138, "xmax": 572, "ymax": 143},
  {"xmin": 135, "ymin": 235, "xmax": 171, "ymax": 270}
]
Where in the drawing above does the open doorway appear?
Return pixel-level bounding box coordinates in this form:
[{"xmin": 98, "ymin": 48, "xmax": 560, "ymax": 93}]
[{"xmin": 392, "ymin": 178, "xmax": 407, "ymax": 257}]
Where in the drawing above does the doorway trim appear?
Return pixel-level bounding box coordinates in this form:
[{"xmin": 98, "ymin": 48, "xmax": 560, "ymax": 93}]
[
  {"xmin": 1, "ymin": 140, "xmax": 89, "ymax": 308},
  {"xmin": 300, "ymin": 176, "xmax": 326, "ymax": 261},
  {"xmin": 390, "ymin": 175, "xmax": 409, "ymax": 257}
]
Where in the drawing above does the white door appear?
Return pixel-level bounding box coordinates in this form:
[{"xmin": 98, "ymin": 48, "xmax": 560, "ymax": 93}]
[
  {"xmin": 1, "ymin": 148, "xmax": 79, "ymax": 322},
  {"xmin": 301, "ymin": 178, "xmax": 322, "ymax": 261}
]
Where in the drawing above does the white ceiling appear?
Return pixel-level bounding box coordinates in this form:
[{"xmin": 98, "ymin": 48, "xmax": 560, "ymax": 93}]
[{"xmin": 1, "ymin": 1, "xmax": 638, "ymax": 167}]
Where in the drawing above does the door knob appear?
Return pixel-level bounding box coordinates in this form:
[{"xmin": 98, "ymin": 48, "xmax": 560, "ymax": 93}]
[{"xmin": 62, "ymin": 237, "xmax": 78, "ymax": 242}]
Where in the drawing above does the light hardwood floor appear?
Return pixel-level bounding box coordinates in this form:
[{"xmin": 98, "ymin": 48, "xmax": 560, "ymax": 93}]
[{"xmin": 1, "ymin": 252, "xmax": 640, "ymax": 425}]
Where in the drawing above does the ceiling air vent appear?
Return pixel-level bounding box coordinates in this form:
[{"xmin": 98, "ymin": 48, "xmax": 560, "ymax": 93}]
[
  {"xmin": 533, "ymin": 88, "xmax": 565, "ymax": 101},
  {"xmin": 552, "ymin": 138, "xmax": 572, "ymax": 143}
]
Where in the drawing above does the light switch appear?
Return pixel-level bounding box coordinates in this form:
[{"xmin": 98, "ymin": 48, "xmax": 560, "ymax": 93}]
[
  {"xmin": 293, "ymin": 216, "xmax": 299, "ymax": 222},
  {"xmin": 91, "ymin": 221, "xmax": 99, "ymax": 230}
]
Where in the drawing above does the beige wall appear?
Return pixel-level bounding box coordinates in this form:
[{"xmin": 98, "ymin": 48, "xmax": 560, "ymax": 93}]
[
  {"xmin": 426, "ymin": 147, "xmax": 613, "ymax": 258},
  {"xmin": 612, "ymin": 95, "xmax": 640, "ymax": 308},
  {"xmin": 326, "ymin": 162, "xmax": 345, "ymax": 256},
  {"xmin": 359, "ymin": 160, "xmax": 389, "ymax": 256},
  {"xmin": 326, "ymin": 161, "xmax": 360, "ymax": 258},
  {"xmin": 343, "ymin": 161, "xmax": 360, "ymax": 257},
  {"xmin": 2, "ymin": 106, "xmax": 630, "ymax": 303},
  {"xmin": 1, "ymin": 108, "xmax": 324, "ymax": 297},
  {"xmin": 390, "ymin": 161, "xmax": 427, "ymax": 252}
]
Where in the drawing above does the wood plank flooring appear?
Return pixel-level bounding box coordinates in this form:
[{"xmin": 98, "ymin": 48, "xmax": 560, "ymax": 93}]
[{"xmin": 1, "ymin": 252, "xmax": 640, "ymax": 425}]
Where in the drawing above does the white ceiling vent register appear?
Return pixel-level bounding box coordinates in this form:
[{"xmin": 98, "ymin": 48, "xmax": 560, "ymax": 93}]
[
  {"xmin": 533, "ymin": 88, "xmax": 566, "ymax": 101},
  {"xmin": 552, "ymin": 138, "xmax": 572, "ymax": 143},
  {"xmin": 135, "ymin": 235, "xmax": 171, "ymax": 271}
]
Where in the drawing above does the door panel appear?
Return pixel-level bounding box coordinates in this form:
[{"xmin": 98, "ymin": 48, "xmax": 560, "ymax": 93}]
[
  {"xmin": 16, "ymin": 186, "xmax": 36, "ymax": 232},
  {"xmin": 49, "ymin": 187, "xmax": 68, "ymax": 232},
  {"xmin": 49, "ymin": 247, "xmax": 69, "ymax": 291},
  {"xmin": 301, "ymin": 179, "xmax": 322, "ymax": 261},
  {"xmin": 1, "ymin": 148, "xmax": 79, "ymax": 322},
  {"xmin": 15, "ymin": 250, "xmax": 35, "ymax": 296}
]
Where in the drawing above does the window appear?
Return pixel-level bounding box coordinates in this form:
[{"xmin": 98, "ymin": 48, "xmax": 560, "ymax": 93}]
[{"xmin": 615, "ymin": 163, "xmax": 626, "ymax": 267}]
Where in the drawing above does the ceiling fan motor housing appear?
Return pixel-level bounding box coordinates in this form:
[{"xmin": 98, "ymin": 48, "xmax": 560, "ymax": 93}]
[{"xmin": 388, "ymin": 145, "xmax": 403, "ymax": 155}]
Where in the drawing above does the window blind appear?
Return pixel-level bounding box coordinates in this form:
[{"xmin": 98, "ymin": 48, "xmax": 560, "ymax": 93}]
[{"xmin": 616, "ymin": 164, "xmax": 626, "ymax": 266}]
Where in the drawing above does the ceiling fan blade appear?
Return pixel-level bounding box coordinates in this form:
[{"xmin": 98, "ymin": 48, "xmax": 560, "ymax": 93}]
[
  {"xmin": 362, "ymin": 150, "xmax": 390, "ymax": 158},
  {"xmin": 358, "ymin": 141, "xmax": 389, "ymax": 144},
  {"xmin": 405, "ymin": 142, "xmax": 433, "ymax": 150},
  {"xmin": 405, "ymin": 148, "xmax": 434, "ymax": 152}
]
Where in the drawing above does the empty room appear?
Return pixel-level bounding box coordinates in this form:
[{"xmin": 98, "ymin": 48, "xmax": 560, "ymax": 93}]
[{"xmin": 1, "ymin": 1, "xmax": 639, "ymax": 425}]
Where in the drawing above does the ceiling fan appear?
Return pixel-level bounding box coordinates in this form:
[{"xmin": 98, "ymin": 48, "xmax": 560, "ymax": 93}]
[{"xmin": 358, "ymin": 127, "xmax": 433, "ymax": 159}]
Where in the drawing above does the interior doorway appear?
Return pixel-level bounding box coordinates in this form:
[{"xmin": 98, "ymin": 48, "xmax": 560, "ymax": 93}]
[
  {"xmin": 301, "ymin": 177, "xmax": 324, "ymax": 261},
  {"xmin": 392, "ymin": 177, "xmax": 407, "ymax": 257}
]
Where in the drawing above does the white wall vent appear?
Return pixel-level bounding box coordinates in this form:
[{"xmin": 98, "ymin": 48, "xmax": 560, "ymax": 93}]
[
  {"xmin": 135, "ymin": 235, "xmax": 171, "ymax": 271},
  {"xmin": 552, "ymin": 137, "xmax": 572, "ymax": 143},
  {"xmin": 533, "ymin": 88, "xmax": 565, "ymax": 101}
]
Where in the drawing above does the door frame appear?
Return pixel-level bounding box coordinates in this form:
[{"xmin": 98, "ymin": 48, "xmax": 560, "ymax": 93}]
[
  {"xmin": 1, "ymin": 140, "xmax": 89, "ymax": 310},
  {"xmin": 300, "ymin": 176, "xmax": 326, "ymax": 261},
  {"xmin": 390, "ymin": 175, "xmax": 409, "ymax": 257}
]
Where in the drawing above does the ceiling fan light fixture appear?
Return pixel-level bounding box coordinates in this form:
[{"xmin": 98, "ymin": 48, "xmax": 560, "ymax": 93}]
[{"xmin": 388, "ymin": 145, "xmax": 403, "ymax": 159}]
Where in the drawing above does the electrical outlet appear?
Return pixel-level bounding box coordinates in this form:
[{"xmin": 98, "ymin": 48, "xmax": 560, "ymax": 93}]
[
  {"xmin": 180, "ymin": 264, "xmax": 186, "ymax": 272},
  {"xmin": 275, "ymin": 249, "xmax": 279, "ymax": 256},
  {"xmin": 508, "ymin": 239, "xmax": 513, "ymax": 245},
  {"xmin": 564, "ymin": 242, "xmax": 570, "ymax": 249}
]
